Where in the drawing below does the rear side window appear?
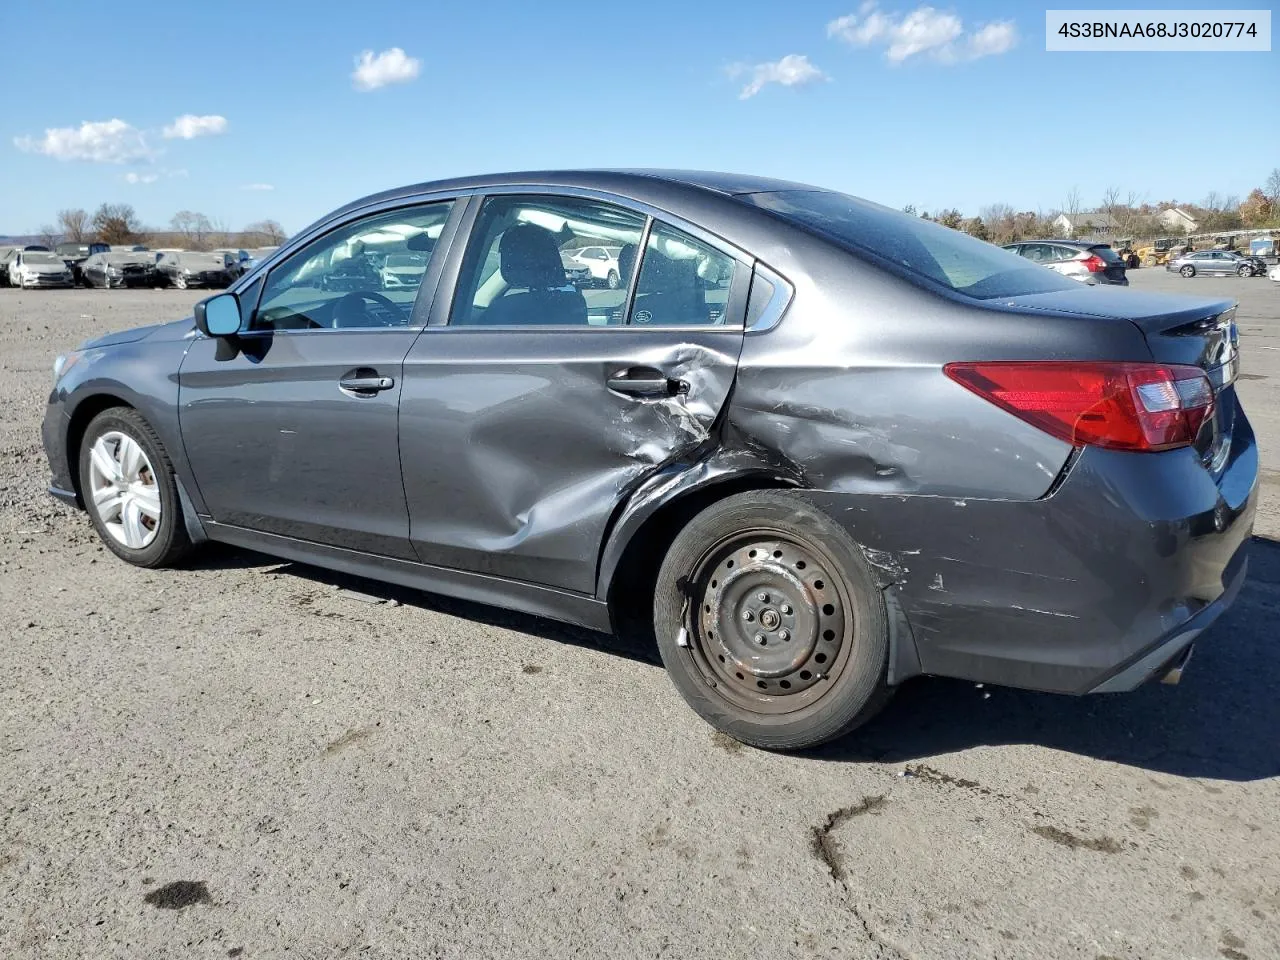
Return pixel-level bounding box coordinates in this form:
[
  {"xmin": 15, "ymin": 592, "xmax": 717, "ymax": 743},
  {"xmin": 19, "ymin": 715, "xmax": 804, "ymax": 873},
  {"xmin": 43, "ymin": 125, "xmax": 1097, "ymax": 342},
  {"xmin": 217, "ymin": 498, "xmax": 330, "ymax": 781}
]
[
  {"xmin": 631, "ymin": 222, "xmax": 736, "ymax": 327},
  {"xmin": 741, "ymin": 189, "xmax": 1077, "ymax": 299},
  {"xmin": 451, "ymin": 195, "xmax": 645, "ymax": 327}
]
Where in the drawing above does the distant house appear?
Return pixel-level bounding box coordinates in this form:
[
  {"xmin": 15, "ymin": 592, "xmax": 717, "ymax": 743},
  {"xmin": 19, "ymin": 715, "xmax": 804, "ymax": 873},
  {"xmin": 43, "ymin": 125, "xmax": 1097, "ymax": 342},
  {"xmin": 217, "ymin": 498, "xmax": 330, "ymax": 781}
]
[
  {"xmin": 1157, "ymin": 207, "xmax": 1199, "ymax": 235},
  {"xmin": 1052, "ymin": 211, "xmax": 1119, "ymax": 238}
]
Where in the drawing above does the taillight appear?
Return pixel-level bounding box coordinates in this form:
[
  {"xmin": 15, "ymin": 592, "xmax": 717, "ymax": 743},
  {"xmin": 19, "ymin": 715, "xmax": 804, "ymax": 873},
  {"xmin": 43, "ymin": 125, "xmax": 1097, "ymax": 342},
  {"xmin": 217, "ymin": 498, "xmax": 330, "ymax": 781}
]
[
  {"xmin": 1081, "ymin": 254, "xmax": 1107, "ymax": 272},
  {"xmin": 944, "ymin": 361, "xmax": 1214, "ymax": 452}
]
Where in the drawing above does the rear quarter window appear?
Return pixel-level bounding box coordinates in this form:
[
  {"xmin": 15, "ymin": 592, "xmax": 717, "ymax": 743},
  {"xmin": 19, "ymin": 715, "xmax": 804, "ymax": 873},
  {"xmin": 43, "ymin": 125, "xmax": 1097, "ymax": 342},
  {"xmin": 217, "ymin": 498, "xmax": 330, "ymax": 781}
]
[{"xmin": 741, "ymin": 190, "xmax": 1077, "ymax": 300}]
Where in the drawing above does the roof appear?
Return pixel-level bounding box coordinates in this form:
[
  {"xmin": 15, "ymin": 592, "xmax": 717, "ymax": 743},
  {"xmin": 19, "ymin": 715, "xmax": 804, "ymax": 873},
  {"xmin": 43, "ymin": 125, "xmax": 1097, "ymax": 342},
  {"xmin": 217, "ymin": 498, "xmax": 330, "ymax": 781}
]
[
  {"xmin": 320, "ymin": 169, "xmax": 821, "ymax": 225},
  {"xmin": 1056, "ymin": 211, "xmax": 1119, "ymax": 227}
]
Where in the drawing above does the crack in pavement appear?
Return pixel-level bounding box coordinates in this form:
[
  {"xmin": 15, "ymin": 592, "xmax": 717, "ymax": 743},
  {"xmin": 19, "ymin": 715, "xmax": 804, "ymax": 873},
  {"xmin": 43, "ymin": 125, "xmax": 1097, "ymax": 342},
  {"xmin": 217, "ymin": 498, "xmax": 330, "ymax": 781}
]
[{"xmin": 810, "ymin": 795, "xmax": 915, "ymax": 959}]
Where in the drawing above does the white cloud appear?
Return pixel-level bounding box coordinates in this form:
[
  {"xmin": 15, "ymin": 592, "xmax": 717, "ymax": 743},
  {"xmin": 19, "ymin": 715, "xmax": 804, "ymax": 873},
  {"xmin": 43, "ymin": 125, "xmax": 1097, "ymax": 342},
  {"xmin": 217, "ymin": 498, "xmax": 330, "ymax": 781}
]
[
  {"xmin": 124, "ymin": 172, "xmax": 159, "ymax": 185},
  {"xmin": 352, "ymin": 47, "xmax": 421, "ymax": 91},
  {"xmin": 827, "ymin": 3, "xmax": 1017, "ymax": 64},
  {"xmin": 736, "ymin": 54, "xmax": 828, "ymax": 99},
  {"xmin": 162, "ymin": 114, "xmax": 228, "ymax": 139},
  {"xmin": 242, "ymin": 183, "xmax": 275, "ymax": 191},
  {"xmin": 13, "ymin": 118, "xmax": 152, "ymax": 163}
]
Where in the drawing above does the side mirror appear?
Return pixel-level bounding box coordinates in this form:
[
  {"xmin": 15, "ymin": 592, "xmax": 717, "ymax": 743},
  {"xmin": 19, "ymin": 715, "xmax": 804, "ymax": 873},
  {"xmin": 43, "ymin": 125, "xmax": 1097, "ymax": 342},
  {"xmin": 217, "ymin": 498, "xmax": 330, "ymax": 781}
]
[{"xmin": 194, "ymin": 292, "xmax": 242, "ymax": 337}]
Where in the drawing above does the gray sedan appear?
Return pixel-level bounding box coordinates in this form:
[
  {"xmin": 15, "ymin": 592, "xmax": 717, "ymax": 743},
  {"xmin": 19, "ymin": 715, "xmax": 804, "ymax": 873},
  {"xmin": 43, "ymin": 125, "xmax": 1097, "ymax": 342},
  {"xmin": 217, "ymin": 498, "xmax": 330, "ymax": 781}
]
[
  {"xmin": 1167, "ymin": 249, "xmax": 1258, "ymax": 278},
  {"xmin": 39, "ymin": 170, "xmax": 1256, "ymax": 750}
]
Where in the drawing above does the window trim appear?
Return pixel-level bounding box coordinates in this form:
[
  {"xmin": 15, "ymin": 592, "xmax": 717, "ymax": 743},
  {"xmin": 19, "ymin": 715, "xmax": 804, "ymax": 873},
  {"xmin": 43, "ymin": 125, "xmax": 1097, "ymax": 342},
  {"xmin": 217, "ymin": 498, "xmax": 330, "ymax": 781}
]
[
  {"xmin": 432, "ymin": 187, "xmax": 752, "ymax": 333},
  {"xmin": 230, "ymin": 196, "xmax": 466, "ymax": 338}
]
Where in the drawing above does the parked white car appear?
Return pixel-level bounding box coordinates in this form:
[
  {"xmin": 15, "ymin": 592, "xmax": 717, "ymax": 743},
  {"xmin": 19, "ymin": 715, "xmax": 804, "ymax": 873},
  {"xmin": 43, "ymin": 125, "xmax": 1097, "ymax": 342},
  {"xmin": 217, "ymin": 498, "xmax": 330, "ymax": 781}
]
[
  {"xmin": 380, "ymin": 253, "xmax": 428, "ymax": 290},
  {"xmin": 7, "ymin": 249, "xmax": 73, "ymax": 288},
  {"xmin": 1269, "ymin": 263, "xmax": 1280, "ymax": 283},
  {"xmin": 566, "ymin": 245, "xmax": 623, "ymax": 288}
]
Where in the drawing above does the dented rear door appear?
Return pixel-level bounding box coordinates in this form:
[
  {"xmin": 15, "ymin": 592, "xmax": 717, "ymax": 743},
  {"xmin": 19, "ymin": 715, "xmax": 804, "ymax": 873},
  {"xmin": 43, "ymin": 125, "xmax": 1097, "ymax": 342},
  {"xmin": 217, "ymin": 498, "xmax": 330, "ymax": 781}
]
[{"xmin": 398, "ymin": 326, "xmax": 743, "ymax": 593}]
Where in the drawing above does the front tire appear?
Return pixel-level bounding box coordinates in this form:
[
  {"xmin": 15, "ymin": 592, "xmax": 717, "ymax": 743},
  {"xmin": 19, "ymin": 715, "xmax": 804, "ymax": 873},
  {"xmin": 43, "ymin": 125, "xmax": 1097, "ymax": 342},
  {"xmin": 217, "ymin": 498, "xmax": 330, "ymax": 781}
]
[
  {"xmin": 1238, "ymin": 264, "xmax": 1253, "ymax": 277},
  {"xmin": 78, "ymin": 408, "xmax": 194, "ymax": 568},
  {"xmin": 654, "ymin": 491, "xmax": 891, "ymax": 751},
  {"xmin": 1181, "ymin": 265, "xmax": 1195, "ymax": 278}
]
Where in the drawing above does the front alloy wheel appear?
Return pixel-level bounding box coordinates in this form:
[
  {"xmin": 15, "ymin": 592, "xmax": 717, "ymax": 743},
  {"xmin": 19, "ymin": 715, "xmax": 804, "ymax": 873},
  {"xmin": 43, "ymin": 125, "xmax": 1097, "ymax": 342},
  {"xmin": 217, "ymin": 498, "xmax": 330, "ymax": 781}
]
[
  {"xmin": 1238, "ymin": 264, "xmax": 1252, "ymax": 277},
  {"xmin": 87, "ymin": 431, "xmax": 162, "ymax": 550},
  {"xmin": 78, "ymin": 408, "xmax": 194, "ymax": 568}
]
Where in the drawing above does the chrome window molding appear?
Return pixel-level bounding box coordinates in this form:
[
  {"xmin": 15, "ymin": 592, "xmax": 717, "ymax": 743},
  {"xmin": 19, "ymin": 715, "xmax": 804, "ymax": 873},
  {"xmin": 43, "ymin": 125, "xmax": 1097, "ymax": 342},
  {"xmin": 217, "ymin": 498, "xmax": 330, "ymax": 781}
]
[{"xmin": 745, "ymin": 261, "xmax": 794, "ymax": 335}]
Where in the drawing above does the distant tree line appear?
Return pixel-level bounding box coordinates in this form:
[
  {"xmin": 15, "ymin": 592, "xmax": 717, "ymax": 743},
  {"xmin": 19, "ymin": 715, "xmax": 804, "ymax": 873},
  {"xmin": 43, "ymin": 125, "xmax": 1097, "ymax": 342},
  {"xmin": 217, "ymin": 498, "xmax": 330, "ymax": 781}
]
[
  {"xmin": 38, "ymin": 204, "xmax": 287, "ymax": 251},
  {"xmin": 907, "ymin": 167, "xmax": 1280, "ymax": 242}
]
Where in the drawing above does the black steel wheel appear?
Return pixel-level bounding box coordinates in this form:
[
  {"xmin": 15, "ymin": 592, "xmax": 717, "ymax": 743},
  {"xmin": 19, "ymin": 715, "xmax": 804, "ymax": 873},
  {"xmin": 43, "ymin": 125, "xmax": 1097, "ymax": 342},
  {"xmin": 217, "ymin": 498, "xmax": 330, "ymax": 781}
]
[{"xmin": 654, "ymin": 491, "xmax": 891, "ymax": 750}]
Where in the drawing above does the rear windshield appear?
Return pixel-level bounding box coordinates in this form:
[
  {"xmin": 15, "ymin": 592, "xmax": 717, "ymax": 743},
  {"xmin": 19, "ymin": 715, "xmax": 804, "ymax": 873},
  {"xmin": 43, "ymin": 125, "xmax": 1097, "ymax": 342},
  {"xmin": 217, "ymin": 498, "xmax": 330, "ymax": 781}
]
[
  {"xmin": 740, "ymin": 189, "xmax": 1078, "ymax": 300},
  {"xmin": 1090, "ymin": 245, "xmax": 1124, "ymax": 264}
]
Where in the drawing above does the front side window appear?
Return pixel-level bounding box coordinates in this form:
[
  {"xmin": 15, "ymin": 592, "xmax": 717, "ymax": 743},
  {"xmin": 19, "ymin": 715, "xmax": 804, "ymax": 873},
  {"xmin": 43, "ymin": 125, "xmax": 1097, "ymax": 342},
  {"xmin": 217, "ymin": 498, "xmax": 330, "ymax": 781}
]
[
  {"xmin": 254, "ymin": 201, "xmax": 453, "ymax": 331},
  {"xmin": 451, "ymin": 195, "xmax": 645, "ymax": 327},
  {"xmin": 630, "ymin": 222, "xmax": 737, "ymax": 326}
]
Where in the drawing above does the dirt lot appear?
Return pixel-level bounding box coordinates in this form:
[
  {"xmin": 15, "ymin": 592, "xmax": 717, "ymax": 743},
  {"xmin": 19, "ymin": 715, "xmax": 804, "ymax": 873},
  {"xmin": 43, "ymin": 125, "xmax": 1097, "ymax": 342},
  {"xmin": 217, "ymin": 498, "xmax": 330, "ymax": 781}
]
[{"xmin": 1, "ymin": 272, "xmax": 1278, "ymax": 960}]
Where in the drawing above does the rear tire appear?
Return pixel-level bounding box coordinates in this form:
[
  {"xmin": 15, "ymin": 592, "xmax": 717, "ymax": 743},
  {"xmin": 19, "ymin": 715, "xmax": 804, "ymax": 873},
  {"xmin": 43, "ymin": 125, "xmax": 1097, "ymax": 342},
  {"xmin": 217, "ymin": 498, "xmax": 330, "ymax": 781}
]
[
  {"xmin": 654, "ymin": 491, "xmax": 891, "ymax": 751},
  {"xmin": 174, "ymin": 274, "xmax": 188, "ymax": 290},
  {"xmin": 606, "ymin": 270, "xmax": 620, "ymax": 290},
  {"xmin": 78, "ymin": 408, "xmax": 194, "ymax": 569},
  {"xmin": 1181, "ymin": 265, "xmax": 1195, "ymax": 278}
]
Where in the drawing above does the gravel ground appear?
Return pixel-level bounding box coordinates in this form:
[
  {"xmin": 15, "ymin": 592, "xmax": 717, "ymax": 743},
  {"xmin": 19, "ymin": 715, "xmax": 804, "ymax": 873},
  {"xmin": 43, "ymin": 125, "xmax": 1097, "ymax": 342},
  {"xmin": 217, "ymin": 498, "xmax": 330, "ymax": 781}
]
[{"xmin": 1, "ymin": 273, "xmax": 1277, "ymax": 960}]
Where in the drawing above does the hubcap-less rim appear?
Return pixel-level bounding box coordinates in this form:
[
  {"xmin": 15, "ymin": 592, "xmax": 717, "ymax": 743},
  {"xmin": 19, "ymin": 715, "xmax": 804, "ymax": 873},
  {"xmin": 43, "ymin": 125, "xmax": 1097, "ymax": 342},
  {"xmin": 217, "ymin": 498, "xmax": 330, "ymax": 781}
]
[
  {"xmin": 688, "ymin": 531, "xmax": 852, "ymax": 715},
  {"xmin": 88, "ymin": 431, "xmax": 161, "ymax": 549}
]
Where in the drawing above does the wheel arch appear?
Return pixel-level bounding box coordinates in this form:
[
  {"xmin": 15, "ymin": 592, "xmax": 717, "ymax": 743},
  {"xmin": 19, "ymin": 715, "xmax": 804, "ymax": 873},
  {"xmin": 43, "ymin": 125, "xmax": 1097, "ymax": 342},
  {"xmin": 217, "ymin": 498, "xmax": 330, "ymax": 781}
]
[
  {"xmin": 65, "ymin": 392, "xmax": 136, "ymax": 505},
  {"xmin": 599, "ymin": 469, "xmax": 797, "ymax": 643}
]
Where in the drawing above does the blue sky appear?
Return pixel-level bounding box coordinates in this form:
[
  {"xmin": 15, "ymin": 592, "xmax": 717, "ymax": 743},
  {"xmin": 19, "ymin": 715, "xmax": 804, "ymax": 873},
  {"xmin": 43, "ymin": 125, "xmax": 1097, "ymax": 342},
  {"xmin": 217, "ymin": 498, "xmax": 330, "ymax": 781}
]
[{"xmin": 2, "ymin": 1, "xmax": 1276, "ymax": 234}]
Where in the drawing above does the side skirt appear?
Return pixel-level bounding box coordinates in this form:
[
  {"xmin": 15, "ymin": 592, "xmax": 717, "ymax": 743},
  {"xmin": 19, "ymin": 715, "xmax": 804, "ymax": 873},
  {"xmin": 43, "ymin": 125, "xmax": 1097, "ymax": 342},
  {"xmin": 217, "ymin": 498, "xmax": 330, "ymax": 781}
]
[{"xmin": 203, "ymin": 521, "xmax": 614, "ymax": 632}]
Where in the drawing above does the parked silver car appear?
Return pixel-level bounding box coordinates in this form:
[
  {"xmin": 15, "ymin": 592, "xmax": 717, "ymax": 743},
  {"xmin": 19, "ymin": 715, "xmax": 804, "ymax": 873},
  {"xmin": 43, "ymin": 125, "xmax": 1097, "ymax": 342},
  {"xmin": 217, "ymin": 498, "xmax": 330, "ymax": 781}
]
[
  {"xmin": 1167, "ymin": 250, "xmax": 1260, "ymax": 278},
  {"xmin": 1001, "ymin": 240, "xmax": 1129, "ymax": 286},
  {"xmin": 7, "ymin": 249, "xmax": 74, "ymax": 288}
]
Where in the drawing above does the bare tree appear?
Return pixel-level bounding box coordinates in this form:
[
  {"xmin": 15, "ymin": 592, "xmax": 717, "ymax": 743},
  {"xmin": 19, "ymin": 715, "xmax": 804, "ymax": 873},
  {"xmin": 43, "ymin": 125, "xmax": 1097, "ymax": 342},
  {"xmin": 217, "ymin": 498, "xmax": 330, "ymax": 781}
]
[
  {"xmin": 243, "ymin": 219, "xmax": 287, "ymax": 245},
  {"xmin": 91, "ymin": 203, "xmax": 144, "ymax": 245},
  {"xmin": 39, "ymin": 225, "xmax": 60, "ymax": 250},
  {"xmin": 56, "ymin": 208, "xmax": 90, "ymax": 243},
  {"xmin": 979, "ymin": 202, "xmax": 1015, "ymax": 243},
  {"xmin": 170, "ymin": 210, "xmax": 213, "ymax": 250},
  {"xmin": 1059, "ymin": 186, "xmax": 1082, "ymax": 238},
  {"xmin": 209, "ymin": 217, "xmax": 231, "ymax": 249},
  {"xmin": 1265, "ymin": 168, "xmax": 1280, "ymax": 207}
]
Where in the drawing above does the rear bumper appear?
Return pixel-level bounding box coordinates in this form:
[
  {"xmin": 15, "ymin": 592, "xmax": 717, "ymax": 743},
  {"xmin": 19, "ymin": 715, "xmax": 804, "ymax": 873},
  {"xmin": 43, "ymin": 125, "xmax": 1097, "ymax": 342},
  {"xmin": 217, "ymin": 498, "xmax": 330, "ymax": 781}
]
[{"xmin": 808, "ymin": 409, "xmax": 1259, "ymax": 695}]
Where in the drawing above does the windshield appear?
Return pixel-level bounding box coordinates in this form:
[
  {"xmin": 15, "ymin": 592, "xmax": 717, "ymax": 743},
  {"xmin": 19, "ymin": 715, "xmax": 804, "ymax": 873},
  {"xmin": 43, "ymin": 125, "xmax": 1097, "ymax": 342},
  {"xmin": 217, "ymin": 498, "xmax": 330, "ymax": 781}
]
[
  {"xmin": 740, "ymin": 189, "xmax": 1079, "ymax": 300},
  {"xmin": 385, "ymin": 254, "xmax": 425, "ymax": 268},
  {"xmin": 24, "ymin": 252, "xmax": 62, "ymax": 265},
  {"xmin": 104, "ymin": 253, "xmax": 152, "ymax": 266}
]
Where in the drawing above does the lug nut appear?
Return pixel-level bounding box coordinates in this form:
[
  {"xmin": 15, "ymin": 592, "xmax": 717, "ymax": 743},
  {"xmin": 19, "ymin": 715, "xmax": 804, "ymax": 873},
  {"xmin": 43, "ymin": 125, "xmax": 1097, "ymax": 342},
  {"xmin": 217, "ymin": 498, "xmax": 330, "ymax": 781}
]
[
  {"xmin": 754, "ymin": 634, "xmax": 767, "ymax": 645},
  {"xmin": 741, "ymin": 611, "xmax": 754, "ymax": 622},
  {"xmin": 779, "ymin": 630, "xmax": 790, "ymax": 642},
  {"xmin": 781, "ymin": 604, "xmax": 792, "ymax": 615},
  {"xmin": 758, "ymin": 592, "xmax": 769, "ymax": 602}
]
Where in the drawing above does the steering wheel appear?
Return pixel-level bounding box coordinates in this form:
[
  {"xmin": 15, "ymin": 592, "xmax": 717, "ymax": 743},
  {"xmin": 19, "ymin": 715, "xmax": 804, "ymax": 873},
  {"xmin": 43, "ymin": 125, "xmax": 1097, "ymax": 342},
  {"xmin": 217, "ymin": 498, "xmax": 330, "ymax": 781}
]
[{"xmin": 332, "ymin": 291, "xmax": 405, "ymax": 328}]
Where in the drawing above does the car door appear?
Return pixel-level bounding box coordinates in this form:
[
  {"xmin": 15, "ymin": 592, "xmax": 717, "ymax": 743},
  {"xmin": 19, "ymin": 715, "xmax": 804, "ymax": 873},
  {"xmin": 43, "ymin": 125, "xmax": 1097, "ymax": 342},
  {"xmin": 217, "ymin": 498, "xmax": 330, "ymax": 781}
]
[
  {"xmin": 398, "ymin": 192, "xmax": 749, "ymax": 594},
  {"xmin": 178, "ymin": 199, "xmax": 462, "ymax": 559}
]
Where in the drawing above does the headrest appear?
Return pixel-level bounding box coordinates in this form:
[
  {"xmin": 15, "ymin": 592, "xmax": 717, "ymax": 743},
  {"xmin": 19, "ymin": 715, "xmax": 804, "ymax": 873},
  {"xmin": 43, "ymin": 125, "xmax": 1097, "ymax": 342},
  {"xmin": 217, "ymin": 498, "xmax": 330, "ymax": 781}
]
[{"xmin": 499, "ymin": 223, "xmax": 568, "ymax": 290}]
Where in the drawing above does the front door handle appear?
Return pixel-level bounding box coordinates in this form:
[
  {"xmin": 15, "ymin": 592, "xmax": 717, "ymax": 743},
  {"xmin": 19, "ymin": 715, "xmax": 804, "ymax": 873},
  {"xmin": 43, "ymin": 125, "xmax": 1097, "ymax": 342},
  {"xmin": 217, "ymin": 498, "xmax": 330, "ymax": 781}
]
[
  {"xmin": 607, "ymin": 367, "xmax": 687, "ymax": 398},
  {"xmin": 339, "ymin": 370, "xmax": 395, "ymax": 396}
]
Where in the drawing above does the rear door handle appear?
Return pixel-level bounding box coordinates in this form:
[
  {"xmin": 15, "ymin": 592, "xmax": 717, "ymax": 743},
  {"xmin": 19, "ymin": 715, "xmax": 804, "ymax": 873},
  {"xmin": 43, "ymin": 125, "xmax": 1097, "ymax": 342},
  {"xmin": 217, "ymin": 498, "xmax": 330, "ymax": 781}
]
[
  {"xmin": 607, "ymin": 367, "xmax": 687, "ymax": 398},
  {"xmin": 339, "ymin": 370, "xmax": 395, "ymax": 396}
]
